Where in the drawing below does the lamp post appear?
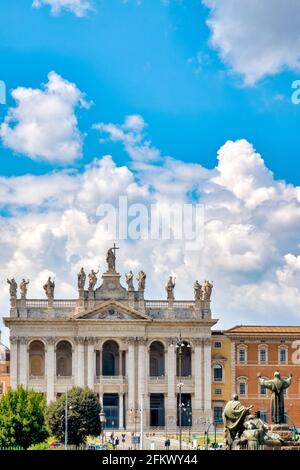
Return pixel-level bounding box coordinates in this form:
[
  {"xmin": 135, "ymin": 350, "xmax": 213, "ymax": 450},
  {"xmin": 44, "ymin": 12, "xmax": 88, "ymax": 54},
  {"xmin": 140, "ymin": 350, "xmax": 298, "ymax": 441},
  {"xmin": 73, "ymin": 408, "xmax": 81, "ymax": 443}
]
[
  {"xmin": 64, "ymin": 390, "xmax": 72, "ymax": 450},
  {"xmin": 130, "ymin": 408, "xmax": 139, "ymax": 450},
  {"xmin": 99, "ymin": 410, "xmax": 107, "ymax": 445}
]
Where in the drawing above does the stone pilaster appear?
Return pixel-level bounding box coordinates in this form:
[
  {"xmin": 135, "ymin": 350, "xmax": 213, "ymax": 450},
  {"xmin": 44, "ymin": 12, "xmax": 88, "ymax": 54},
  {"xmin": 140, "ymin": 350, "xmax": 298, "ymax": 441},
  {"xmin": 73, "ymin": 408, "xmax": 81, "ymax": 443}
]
[
  {"xmin": 87, "ymin": 337, "xmax": 96, "ymax": 390},
  {"xmin": 19, "ymin": 337, "xmax": 28, "ymax": 387},
  {"xmin": 203, "ymin": 337, "xmax": 212, "ymax": 418},
  {"xmin": 9, "ymin": 336, "xmax": 18, "ymax": 389},
  {"xmin": 137, "ymin": 337, "xmax": 147, "ymax": 425},
  {"xmin": 119, "ymin": 393, "xmax": 124, "ymax": 429},
  {"xmin": 231, "ymin": 341, "xmax": 236, "ymax": 397},
  {"xmin": 75, "ymin": 337, "xmax": 85, "ymax": 387},
  {"xmin": 166, "ymin": 337, "xmax": 176, "ymax": 429},
  {"xmin": 88, "ymin": 289, "xmax": 95, "ymax": 309},
  {"xmin": 126, "ymin": 337, "xmax": 136, "ymax": 426},
  {"xmin": 46, "ymin": 337, "xmax": 55, "ymax": 403},
  {"xmin": 193, "ymin": 338, "xmax": 203, "ymax": 424}
]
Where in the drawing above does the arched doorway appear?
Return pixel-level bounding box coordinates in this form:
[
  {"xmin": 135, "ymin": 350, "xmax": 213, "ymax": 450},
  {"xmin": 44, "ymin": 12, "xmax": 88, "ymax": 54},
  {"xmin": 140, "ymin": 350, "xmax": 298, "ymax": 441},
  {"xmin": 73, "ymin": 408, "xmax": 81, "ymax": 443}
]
[
  {"xmin": 29, "ymin": 340, "xmax": 45, "ymax": 376},
  {"xmin": 102, "ymin": 340, "xmax": 120, "ymax": 376},
  {"xmin": 149, "ymin": 341, "xmax": 165, "ymax": 376},
  {"xmin": 56, "ymin": 341, "xmax": 72, "ymax": 377}
]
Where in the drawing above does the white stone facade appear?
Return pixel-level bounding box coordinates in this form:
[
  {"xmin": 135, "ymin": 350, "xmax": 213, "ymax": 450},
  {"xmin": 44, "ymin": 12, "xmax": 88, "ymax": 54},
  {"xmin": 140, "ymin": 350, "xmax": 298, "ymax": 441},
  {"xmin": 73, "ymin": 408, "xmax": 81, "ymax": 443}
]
[{"xmin": 4, "ymin": 261, "xmax": 217, "ymax": 432}]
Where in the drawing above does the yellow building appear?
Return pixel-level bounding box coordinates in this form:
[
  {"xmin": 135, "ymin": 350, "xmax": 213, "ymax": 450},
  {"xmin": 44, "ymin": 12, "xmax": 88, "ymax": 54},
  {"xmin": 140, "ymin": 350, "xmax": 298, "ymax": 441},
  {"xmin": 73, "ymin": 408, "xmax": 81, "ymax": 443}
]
[{"xmin": 211, "ymin": 330, "xmax": 231, "ymax": 425}]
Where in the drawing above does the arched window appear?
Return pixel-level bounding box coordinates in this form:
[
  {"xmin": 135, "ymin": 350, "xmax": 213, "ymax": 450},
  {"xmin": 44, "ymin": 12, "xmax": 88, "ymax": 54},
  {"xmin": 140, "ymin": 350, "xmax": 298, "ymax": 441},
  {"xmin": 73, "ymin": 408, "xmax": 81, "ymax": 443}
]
[
  {"xmin": 103, "ymin": 340, "xmax": 119, "ymax": 376},
  {"xmin": 149, "ymin": 341, "xmax": 165, "ymax": 376},
  {"xmin": 29, "ymin": 340, "xmax": 45, "ymax": 376},
  {"xmin": 56, "ymin": 341, "xmax": 72, "ymax": 377},
  {"xmin": 213, "ymin": 364, "xmax": 223, "ymax": 382},
  {"xmin": 176, "ymin": 341, "xmax": 191, "ymax": 377}
]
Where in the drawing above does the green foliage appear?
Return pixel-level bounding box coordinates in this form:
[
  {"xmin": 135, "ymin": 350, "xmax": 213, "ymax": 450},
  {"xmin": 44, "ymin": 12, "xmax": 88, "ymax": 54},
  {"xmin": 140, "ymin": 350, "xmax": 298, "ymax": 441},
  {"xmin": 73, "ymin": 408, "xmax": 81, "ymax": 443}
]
[
  {"xmin": 45, "ymin": 387, "xmax": 101, "ymax": 447},
  {"xmin": 0, "ymin": 386, "xmax": 48, "ymax": 449},
  {"xmin": 28, "ymin": 440, "xmax": 50, "ymax": 450}
]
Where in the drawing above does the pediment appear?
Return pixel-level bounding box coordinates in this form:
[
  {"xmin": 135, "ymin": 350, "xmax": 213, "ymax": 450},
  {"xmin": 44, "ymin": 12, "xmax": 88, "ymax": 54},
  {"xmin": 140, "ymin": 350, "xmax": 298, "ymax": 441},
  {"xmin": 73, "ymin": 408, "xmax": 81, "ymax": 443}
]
[{"xmin": 74, "ymin": 300, "xmax": 150, "ymax": 321}]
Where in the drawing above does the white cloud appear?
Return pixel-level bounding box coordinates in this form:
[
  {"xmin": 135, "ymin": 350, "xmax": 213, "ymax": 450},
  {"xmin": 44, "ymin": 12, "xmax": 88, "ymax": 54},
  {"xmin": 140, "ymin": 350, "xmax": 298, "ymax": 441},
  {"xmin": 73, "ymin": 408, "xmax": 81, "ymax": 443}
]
[
  {"xmin": 203, "ymin": 0, "xmax": 300, "ymax": 85},
  {"xmin": 2, "ymin": 117, "xmax": 300, "ymax": 342},
  {"xmin": 0, "ymin": 71, "xmax": 88, "ymax": 163},
  {"xmin": 32, "ymin": 0, "xmax": 93, "ymax": 17},
  {"xmin": 94, "ymin": 115, "xmax": 162, "ymax": 163}
]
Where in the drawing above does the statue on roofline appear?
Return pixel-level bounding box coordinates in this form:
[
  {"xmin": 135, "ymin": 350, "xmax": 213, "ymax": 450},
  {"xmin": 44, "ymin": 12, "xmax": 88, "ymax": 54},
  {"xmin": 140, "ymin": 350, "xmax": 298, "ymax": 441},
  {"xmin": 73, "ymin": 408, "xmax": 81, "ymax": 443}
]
[
  {"xmin": 7, "ymin": 278, "xmax": 17, "ymax": 297},
  {"xmin": 137, "ymin": 270, "xmax": 146, "ymax": 291},
  {"xmin": 166, "ymin": 276, "xmax": 176, "ymax": 301},
  {"xmin": 125, "ymin": 270, "xmax": 134, "ymax": 290},
  {"xmin": 43, "ymin": 277, "xmax": 55, "ymax": 299},
  {"xmin": 77, "ymin": 267, "xmax": 86, "ymax": 289},
  {"xmin": 20, "ymin": 279, "xmax": 30, "ymax": 299},
  {"xmin": 88, "ymin": 269, "xmax": 99, "ymax": 291}
]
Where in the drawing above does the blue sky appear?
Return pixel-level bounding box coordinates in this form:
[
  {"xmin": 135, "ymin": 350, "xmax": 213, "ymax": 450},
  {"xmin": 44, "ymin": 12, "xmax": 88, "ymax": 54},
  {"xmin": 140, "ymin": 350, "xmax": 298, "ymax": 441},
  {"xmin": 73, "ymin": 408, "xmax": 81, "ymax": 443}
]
[
  {"xmin": 1, "ymin": 0, "xmax": 300, "ymax": 180},
  {"xmin": 2, "ymin": 0, "xmax": 300, "ymax": 342}
]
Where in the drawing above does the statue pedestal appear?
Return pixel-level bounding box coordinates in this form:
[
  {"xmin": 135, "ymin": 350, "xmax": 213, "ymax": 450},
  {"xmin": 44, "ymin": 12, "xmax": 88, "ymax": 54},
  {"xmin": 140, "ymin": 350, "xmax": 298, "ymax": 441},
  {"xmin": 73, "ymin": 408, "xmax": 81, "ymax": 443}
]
[{"xmin": 265, "ymin": 425, "xmax": 300, "ymax": 451}]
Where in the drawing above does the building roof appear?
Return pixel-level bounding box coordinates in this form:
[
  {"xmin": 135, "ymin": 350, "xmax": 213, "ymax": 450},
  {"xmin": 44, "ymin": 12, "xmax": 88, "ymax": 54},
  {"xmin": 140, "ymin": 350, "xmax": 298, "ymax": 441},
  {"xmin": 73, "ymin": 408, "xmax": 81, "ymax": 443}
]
[{"xmin": 226, "ymin": 325, "xmax": 300, "ymax": 336}]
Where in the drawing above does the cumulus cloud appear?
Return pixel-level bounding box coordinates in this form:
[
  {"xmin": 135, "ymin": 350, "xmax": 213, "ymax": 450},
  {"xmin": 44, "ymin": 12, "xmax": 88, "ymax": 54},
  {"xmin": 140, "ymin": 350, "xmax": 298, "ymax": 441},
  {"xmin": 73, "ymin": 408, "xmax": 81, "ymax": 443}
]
[
  {"xmin": 32, "ymin": 0, "xmax": 93, "ymax": 17},
  {"xmin": 0, "ymin": 71, "xmax": 88, "ymax": 163},
  {"xmin": 2, "ymin": 117, "xmax": 300, "ymax": 342},
  {"xmin": 203, "ymin": 0, "xmax": 300, "ymax": 85}
]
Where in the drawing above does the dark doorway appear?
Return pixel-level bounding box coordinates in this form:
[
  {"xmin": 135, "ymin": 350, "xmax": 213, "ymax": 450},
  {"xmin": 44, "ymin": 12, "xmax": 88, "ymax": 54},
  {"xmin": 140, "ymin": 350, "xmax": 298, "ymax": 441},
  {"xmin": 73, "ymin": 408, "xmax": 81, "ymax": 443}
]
[
  {"xmin": 103, "ymin": 394, "xmax": 119, "ymax": 429},
  {"xmin": 177, "ymin": 394, "xmax": 192, "ymax": 427},
  {"xmin": 150, "ymin": 394, "xmax": 165, "ymax": 427}
]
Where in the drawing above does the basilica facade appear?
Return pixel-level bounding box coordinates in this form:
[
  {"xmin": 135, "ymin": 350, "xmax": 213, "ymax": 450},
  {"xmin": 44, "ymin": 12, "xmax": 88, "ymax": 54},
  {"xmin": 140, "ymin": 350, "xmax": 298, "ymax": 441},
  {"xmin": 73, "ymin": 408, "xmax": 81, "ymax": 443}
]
[{"xmin": 4, "ymin": 248, "xmax": 216, "ymax": 432}]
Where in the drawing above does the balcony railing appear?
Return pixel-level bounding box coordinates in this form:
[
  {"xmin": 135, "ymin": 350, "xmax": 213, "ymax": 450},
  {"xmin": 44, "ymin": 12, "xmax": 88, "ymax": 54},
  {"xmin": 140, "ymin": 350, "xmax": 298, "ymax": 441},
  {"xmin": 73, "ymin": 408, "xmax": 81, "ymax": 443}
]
[
  {"xmin": 23, "ymin": 299, "xmax": 76, "ymax": 308},
  {"xmin": 149, "ymin": 376, "xmax": 167, "ymax": 383},
  {"xmin": 95, "ymin": 375, "xmax": 127, "ymax": 384},
  {"xmin": 145, "ymin": 300, "xmax": 195, "ymax": 309},
  {"xmin": 55, "ymin": 375, "xmax": 74, "ymax": 384}
]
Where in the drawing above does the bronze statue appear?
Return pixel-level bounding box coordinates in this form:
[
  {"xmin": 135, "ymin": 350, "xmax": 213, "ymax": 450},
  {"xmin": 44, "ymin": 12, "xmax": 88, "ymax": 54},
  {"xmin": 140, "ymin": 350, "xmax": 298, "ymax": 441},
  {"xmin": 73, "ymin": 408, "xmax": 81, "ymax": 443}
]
[
  {"xmin": 77, "ymin": 267, "xmax": 86, "ymax": 289},
  {"xmin": 223, "ymin": 394, "xmax": 253, "ymax": 450},
  {"xmin": 239, "ymin": 413, "xmax": 283, "ymax": 449},
  {"xmin": 258, "ymin": 371, "xmax": 292, "ymax": 424}
]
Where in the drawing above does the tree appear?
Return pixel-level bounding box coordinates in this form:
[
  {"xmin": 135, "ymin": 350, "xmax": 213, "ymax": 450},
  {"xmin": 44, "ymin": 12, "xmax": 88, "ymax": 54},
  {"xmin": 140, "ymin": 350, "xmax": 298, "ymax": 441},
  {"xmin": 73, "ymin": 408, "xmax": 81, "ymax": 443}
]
[
  {"xmin": 0, "ymin": 386, "xmax": 48, "ymax": 449},
  {"xmin": 45, "ymin": 387, "xmax": 101, "ymax": 447}
]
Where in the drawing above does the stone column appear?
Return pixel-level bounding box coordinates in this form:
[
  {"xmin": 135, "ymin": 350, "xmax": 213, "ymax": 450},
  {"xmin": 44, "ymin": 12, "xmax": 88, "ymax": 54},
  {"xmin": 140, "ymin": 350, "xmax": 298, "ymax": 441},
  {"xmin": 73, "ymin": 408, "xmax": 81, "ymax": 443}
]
[
  {"xmin": 9, "ymin": 336, "xmax": 18, "ymax": 389},
  {"xmin": 119, "ymin": 393, "xmax": 124, "ymax": 429},
  {"xmin": 46, "ymin": 337, "xmax": 55, "ymax": 403},
  {"xmin": 166, "ymin": 338, "xmax": 176, "ymax": 429},
  {"xmin": 127, "ymin": 338, "xmax": 136, "ymax": 427},
  {"xmin": 19, "ymin": 337, "xmax": 28, "ymax": 387},
  {"xmin": 76, "ymin": 337, "xmax": 85, "ymax": 387},
  {"xmin": 203, "ymin": 338, "xmax": 212, "ymax": 418},
  {"xmin": 193, "ymin": 338, "xmax": 203, "ymax": 426},
  {"xmin": 137, "ymin": 337, "xmax": 147, "ymax": 425},
  {"xmin": 87, "ymin": 337, "xmax": 96, "ymax": 390}
]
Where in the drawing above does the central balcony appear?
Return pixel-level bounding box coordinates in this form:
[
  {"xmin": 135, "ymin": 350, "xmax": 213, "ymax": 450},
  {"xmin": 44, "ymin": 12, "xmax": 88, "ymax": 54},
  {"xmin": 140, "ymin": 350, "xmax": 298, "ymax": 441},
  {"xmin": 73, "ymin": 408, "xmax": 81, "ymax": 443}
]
[{"xmin": 95, "ymin": 375, "xmax": 128, "ymax": 385}]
